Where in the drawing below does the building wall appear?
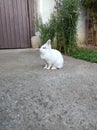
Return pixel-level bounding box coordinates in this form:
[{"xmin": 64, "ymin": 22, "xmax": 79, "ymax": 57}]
[
  {"xmin": 77, "ymin": 6, "xmax": 86, "ymax": 45},
  {"xmin": 38, "ymin": 0, "xmax": 55, "ymax": 23}
]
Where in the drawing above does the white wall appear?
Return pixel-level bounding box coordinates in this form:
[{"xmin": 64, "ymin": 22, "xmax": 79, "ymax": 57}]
[
  {"xmin": 77, "ymin": 6, "xmax": 86, "ymax": 45},
  {"xmin": 38, "ymin": 0, "xmax": 55, "ymax": 23}
]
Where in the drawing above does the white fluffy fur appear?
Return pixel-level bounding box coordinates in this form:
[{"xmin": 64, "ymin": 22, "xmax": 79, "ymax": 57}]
[{"xmin": 40, "ymin": 39, "xmax": 64, "ymax": 70}]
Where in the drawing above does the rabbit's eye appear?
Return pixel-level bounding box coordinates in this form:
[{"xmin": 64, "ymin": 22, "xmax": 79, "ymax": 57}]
[{"xmin": 43, "ymin": 47, "xmax": 46, "ymax": 49}]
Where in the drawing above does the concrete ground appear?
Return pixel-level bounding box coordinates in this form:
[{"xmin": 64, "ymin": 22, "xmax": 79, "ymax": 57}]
[{"xmin": 0, "ymin": 49, "xmax": 97, "ymax": 130}]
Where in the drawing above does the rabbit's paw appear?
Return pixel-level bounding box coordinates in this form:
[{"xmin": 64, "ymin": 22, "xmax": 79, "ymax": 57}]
[
  {"xmin": 51, "ymin": 66, "xmax": 57, "ymax": 70},
  {"xmin": 44, "ymin": 64, "xmax": 48, "ymax": 69},
  {"xmin": 46, "ymin": 65, "xmax": 52, "ymax": 70}
]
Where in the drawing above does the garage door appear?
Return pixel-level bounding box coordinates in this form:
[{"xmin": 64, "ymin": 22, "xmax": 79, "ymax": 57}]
[{"xmin": 0, "ymin": 0, "xmax": 35, "ymax": 48}]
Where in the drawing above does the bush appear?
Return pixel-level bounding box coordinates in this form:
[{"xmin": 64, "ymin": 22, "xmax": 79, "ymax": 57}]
[
  {"xmin": 36, "ymin": 16, "xmax": 56, "ymax": 45},
  {"xmin": 55, "ymin": 0, "xmax": 79, "ymax": 54}
]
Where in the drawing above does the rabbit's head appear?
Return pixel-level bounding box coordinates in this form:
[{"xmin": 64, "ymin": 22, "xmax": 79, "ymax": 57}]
[{"xmin": 40, "ymin": 39, "xmax": 51, "ymax": 54}]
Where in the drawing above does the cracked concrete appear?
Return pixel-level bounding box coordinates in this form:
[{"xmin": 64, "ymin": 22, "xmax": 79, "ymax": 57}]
[{"xmin": 0, "ymin": 49, "xmax": 97, "ymax": 130}]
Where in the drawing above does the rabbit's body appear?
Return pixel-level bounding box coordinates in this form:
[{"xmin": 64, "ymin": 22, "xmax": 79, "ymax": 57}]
[{"xmin": 40, "ymin": 40, "xmax": 64, "ymax": 69}]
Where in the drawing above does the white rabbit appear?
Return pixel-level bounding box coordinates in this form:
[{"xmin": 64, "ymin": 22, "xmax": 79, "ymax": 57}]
[{"xmin": 40, "ymin": 39, "xmax": 64, "ymax": 70}]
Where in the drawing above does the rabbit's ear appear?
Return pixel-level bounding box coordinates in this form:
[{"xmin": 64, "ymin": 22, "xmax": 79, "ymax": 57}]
[
  {"xmin": 47, "ymin": 39, "xmax": 51, "ymax": 45},
  {"xmin": 47, "ymin": 39, "xmax": 51, "ymax": 49}
]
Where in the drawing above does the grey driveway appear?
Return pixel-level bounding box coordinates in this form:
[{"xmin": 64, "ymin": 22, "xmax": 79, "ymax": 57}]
[{"xmin": 0, "ymin": 49, "xmax": 97, "ymax": 130}]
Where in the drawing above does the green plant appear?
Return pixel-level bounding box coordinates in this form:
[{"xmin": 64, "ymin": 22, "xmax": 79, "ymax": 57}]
[
  {"xmin": 55, "ymin": 0, "xmax": 79, "ymax": 54},
  {"xmin": 36, "ymin": 16, "xmax": 56, "ymax": 45},
  {"xmin": 82, "ymin": 0, "xmax": 97, "ymax": 19},
  {"xmin": 69, "ymin": 48, "xmax": 97, "ymax": 63},
  {"xmin": 82, "ymin": 0, "xmax": 97, "ymax": 9}
]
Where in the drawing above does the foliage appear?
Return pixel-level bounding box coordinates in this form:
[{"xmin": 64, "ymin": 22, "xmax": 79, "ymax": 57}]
[
  {"xmin": 82, "ymin": 0, "xmax": 97, "ymax": 9},
  {"xmin": 70, "ymin": 48, "xmax": 97, "ymax": 63},
  {"xmin": 55, "ymin": 0, "xmax": 79, "ymax": 54},
  {"xmin": 36, "ymin": 15, "xmax": 56, "ymax": 45},
  {"xmin": 82, "ymin": 0, "xmax": 97, "ymax": 18}
]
